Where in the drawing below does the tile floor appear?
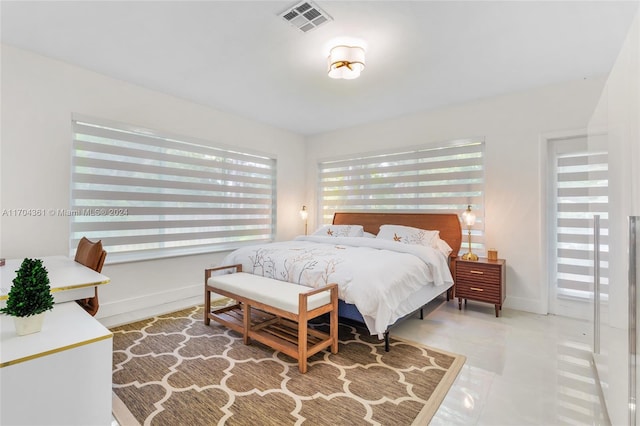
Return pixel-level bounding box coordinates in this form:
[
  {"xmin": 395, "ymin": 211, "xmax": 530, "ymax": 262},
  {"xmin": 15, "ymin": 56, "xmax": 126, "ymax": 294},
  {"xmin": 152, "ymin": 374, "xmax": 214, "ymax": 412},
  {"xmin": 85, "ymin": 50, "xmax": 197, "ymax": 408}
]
[
  {"xmin": 393, "ymin": 296, "xmax": 610, "ymax": 425},
  {"xmin": 111, "ymin": 295, "xmax": 610, "ymax": 426}
]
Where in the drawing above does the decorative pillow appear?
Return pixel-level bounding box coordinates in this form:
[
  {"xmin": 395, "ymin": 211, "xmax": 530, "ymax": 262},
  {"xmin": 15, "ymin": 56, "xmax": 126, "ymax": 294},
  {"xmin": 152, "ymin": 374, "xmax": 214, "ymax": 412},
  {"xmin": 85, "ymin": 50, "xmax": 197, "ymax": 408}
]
[
  {"xmin": 376, "ymin": 224, "xmax": 439, "ymax": 247},
  {"xmin": 312, "ymin": 224, "xmax": 364, "ymax": 238}
]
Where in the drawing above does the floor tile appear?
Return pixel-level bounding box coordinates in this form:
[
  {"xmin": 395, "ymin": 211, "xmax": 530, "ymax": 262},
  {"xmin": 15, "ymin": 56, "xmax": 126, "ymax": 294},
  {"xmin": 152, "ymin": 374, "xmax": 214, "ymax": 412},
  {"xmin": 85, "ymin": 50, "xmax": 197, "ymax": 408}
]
[{"xmin": 392, "ymin": 297, "xmax": 608, "ymax": 425}]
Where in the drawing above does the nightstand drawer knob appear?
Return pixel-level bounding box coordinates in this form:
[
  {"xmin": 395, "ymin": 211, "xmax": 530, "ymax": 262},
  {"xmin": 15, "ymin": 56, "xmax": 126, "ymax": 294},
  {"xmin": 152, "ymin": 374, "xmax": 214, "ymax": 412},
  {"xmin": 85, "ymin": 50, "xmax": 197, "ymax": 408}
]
[
  {"xmin": 470, "ymin": 270, "xmax": 484, "ymax": 275},
  {"xmin": 470, "ymin": 287, "xmax": 484, "ymax": 292}
]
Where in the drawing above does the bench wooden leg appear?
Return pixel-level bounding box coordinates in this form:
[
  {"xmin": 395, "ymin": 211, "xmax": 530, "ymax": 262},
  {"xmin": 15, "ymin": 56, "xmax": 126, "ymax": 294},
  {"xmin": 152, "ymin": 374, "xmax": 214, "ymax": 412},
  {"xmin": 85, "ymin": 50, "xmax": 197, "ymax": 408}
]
[
  {"xmin": 298, "ymin": 296, "xmax": 308, "ymax": 373},
  {"xmin": 298, "ymin": 320, "xmax": 308, "ymax": 374},
  {"xmin": 243, "ymin": 303, "xmax": 251, "ymax": 345},
  {"xmin": 204, "ymin": 287, "xmax": 211, "ymax": 326},
  {"xmin": 330, "ymin": 287, "xmax": 338, "ymax": 354}
]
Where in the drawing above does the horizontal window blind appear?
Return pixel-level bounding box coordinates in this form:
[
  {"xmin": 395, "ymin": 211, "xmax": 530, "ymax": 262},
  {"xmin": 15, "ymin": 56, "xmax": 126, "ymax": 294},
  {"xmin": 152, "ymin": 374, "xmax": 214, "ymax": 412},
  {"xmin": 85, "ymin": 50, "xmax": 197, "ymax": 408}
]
[
  {"xmin": 554, "ymin": 141, "xmax": 609, "ymax": 300},
  {"xmin": 71, "ymin": 118, "xmax": 276, "ymax": 263},
  {"xmin": 318, "ymin": 139, "xmax": 485, "ymax": 251}
]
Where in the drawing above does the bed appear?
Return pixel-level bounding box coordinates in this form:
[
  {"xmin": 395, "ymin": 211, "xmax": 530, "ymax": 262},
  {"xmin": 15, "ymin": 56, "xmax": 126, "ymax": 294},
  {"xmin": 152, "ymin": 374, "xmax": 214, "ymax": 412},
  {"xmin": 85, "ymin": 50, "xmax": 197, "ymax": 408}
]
[{"xmin": 221, "ymin": 212, "xmax": 462, "ymax": 349}]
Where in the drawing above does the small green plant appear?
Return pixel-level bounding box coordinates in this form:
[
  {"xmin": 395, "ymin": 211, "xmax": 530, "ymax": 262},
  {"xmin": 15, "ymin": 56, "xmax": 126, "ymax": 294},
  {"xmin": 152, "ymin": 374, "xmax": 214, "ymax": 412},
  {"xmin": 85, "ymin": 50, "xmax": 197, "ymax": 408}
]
[{"xmin": 0, "ymin": 258, "xmax": 54, "ymax": 317}]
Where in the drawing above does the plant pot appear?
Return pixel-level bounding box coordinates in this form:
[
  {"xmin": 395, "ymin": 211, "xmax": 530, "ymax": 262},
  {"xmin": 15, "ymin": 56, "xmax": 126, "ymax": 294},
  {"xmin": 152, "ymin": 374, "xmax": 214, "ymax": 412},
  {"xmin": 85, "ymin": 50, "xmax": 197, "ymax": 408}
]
[{"xmin": 13, "ymin": 312, "xmax": 45, "ymax": 336}]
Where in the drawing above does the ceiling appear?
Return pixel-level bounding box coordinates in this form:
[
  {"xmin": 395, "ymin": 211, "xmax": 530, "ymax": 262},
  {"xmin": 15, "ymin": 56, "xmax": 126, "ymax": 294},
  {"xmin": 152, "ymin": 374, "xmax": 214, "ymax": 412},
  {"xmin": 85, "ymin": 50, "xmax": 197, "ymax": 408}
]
[{"xmin": 1, "ymin": 1, "xmax": 638, "ymax": 136}]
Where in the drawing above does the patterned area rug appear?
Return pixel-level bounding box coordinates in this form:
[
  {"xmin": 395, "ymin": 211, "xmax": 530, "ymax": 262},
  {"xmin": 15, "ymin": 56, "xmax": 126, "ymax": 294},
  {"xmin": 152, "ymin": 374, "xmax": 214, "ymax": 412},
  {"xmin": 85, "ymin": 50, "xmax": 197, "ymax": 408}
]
[{"xmin": 111, "ymin": 304, "xmax": 465, "ymax": 426}]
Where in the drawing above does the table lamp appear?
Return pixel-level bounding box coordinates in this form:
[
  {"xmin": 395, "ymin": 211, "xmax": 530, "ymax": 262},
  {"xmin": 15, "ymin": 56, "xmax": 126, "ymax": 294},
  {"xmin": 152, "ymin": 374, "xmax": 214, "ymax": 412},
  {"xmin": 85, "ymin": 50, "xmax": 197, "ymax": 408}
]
[
  {"xmin": 299, "ymin": 205, "xmax": 308, "ymax": 235},
  {"xmin": 461, "ymin": 205, "xmax": 478, "ymax": 261}
]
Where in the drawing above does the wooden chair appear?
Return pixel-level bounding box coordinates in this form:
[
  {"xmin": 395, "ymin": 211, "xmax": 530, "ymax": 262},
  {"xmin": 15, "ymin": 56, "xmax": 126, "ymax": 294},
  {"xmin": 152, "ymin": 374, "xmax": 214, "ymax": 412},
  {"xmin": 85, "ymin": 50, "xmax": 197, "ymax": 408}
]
[{"xmin": 74, "ymin": 237, "xmax": 107, "ymax": 316}]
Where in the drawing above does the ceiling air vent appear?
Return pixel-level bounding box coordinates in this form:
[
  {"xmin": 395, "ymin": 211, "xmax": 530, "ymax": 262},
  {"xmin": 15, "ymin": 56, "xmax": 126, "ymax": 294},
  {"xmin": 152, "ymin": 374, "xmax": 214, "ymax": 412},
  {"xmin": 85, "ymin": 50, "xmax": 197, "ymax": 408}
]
[{"xmin": 279, "ymin": 1, "xmax": 332, "ymax": 33}]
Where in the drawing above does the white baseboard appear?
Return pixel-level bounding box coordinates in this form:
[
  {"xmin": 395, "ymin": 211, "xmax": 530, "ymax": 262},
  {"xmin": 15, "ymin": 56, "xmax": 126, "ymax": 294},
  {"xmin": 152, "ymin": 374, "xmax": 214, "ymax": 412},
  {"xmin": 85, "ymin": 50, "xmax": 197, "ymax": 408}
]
[
  {"xmin": 503, "ymin": 295, "xmax": 547, "ymax": 315},
  {"xmin": 97, "ymin": 283, "xmax": 205, "ymax": 328}
]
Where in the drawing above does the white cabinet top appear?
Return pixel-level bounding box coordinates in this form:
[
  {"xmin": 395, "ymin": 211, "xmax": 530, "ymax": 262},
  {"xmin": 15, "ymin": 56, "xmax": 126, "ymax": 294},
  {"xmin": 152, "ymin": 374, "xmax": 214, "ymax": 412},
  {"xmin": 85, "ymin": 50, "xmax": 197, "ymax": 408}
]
[
  {"xmin": 0, "ymin": 302, "xmax": 112, "ymax": 368},
  {"xmin": 0, "ymin": 255, "xmax": 110, "ymax": 302}
]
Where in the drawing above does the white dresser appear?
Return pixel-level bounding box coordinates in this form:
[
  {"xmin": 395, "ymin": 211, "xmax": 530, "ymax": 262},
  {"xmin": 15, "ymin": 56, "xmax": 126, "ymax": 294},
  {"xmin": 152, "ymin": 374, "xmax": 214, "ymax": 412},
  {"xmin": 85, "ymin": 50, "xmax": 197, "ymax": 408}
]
[{"xmin": 0, "ymin": 302, "xmax": 113, "ymax": 426}]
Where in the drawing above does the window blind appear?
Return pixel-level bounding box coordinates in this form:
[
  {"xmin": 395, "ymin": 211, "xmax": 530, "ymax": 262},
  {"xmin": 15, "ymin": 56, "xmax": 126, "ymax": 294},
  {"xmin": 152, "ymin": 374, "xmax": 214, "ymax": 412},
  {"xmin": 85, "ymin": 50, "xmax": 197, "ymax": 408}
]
[
  {"xmin": 553, "ymin": 142, "xmax": 609, "ymax": 300},
  {"xmin": 71, "ymin": 118, "xmax": 276, "ymax": 263},
  {"xmin": 318, "ymin": 139, "xmax": 485, "ymax": 251}
]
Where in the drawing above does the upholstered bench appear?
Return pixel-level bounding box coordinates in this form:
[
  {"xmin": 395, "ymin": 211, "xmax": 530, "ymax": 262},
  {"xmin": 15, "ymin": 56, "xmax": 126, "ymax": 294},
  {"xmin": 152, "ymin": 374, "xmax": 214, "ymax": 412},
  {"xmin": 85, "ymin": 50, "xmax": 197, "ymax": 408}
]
[{"xmin": 204, "ymin": 264, "xmax": 338, "ymax": 373}]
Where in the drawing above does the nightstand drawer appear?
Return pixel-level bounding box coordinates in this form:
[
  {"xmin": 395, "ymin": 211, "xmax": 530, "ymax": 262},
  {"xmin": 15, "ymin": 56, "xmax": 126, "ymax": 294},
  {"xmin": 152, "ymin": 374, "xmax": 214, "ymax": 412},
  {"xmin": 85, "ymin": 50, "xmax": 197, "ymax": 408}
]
[
  {"xmin": 455, "ymin": 281, "xmax": 500, "ymax": 301},
  {"xmin": 456, "ymin": 265, "xmax": 502, "ymax": 285}
]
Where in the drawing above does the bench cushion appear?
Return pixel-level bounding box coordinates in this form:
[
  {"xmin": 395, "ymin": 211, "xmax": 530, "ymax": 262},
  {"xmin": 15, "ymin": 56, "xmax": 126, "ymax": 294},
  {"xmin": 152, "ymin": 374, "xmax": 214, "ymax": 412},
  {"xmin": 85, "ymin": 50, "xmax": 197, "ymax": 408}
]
[{"xmin": 207, "ymin": 272, "xmax": 331, "ymax": 314}]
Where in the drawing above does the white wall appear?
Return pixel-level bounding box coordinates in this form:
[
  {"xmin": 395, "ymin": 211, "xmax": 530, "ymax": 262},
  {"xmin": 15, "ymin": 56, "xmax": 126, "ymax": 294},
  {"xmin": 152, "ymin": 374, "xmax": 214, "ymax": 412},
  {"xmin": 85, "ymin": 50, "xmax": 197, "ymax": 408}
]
[
  {"xmin": 594, "ymin": 10, "xmax": 640, "ymax": 332},
  {"xmin": 305, "ymin": 77, "xmax": 607, "ymax": 315},
  {"xmin": 590, "ymin": 9, "xmax": 640, "ymax": 426},
  {"xmin": 0, "ymin": 45, "xmax": 306, "ymax": 326}
]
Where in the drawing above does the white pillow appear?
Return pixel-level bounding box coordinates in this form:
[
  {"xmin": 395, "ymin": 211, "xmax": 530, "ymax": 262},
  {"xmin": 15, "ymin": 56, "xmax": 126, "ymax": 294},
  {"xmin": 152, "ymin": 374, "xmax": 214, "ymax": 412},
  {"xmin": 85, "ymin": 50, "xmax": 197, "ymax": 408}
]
[
  {"xmin": 376, "ymin": 224, "xmax": 439, "ymax": 247},
  {"xmin": 363, "ymin": 231, "xmax": 376, "ymax": 238},
  {"xmin": 312, "ymin": 224, "xmax": 364, "ymax": 238},
  {"xmin": 434, "ymin": 237, "xmax": 453, "ymax": 257}
]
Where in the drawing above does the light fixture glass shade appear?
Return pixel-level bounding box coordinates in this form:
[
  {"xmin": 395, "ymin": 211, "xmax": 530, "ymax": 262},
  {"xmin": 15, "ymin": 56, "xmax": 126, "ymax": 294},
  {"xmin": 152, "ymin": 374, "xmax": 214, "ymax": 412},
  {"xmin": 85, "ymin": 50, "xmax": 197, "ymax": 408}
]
[
  {"xmin": 299, "ymin": 205, "xmax": 308, "ymax": 221},
  {"xmin": 327, "ymin": 45, "xmax": 365, "ymax": 79},
  {"xmin": 462, "ymin": 205, "xmax": 476, "ymax": 227},
  {"xmin": 299, "ymin": 205, "xmax": 308, "ymax": 235}
]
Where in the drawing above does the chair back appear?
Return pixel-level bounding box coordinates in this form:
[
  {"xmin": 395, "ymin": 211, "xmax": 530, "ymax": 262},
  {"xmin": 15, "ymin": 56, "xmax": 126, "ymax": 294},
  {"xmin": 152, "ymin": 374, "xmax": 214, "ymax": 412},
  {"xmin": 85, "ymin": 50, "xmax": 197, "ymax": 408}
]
[
  {"xmin": 75, "ymin": 237, "xmax": 107, "ymax": 273},
  {"xmin": 74, "ymin": 237, "xmax": 107, "ymax": 316}
]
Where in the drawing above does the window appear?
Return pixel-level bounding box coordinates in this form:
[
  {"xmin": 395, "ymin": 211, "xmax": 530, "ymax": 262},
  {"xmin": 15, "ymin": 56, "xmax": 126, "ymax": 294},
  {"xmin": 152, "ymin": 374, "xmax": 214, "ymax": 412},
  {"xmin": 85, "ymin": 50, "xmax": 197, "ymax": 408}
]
[
  {"xmin": 318, "ymin": 139, "xmax": 485, "ymax": 251},
  {"xmin": 550, "ymin": 135, "xmax": 609, "ymax": 303},
  {"xmin": 71, "ymin": 117, "xmax": 276, "ymax": 263}
]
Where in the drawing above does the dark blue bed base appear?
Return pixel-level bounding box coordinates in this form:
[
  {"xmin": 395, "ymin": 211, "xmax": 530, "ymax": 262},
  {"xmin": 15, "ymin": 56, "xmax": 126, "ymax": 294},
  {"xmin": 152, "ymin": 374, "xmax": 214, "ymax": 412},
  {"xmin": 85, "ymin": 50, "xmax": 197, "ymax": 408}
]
[{"xmin": 338, "ymin": 299, "xmax": 426, "ymax": 352}]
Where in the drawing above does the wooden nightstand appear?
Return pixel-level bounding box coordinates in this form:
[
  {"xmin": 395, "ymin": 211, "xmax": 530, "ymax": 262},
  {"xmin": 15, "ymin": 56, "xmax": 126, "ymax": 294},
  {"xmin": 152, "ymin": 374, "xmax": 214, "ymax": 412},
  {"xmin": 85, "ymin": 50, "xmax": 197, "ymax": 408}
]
[{"xmin": 454, "ymin": 257, "xmax": 506, "ymax": 317}]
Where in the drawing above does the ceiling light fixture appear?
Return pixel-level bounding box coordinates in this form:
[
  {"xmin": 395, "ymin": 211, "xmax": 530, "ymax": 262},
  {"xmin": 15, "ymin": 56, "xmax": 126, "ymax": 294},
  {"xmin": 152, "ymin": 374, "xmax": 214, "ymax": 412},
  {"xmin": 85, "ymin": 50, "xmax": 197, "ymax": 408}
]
[{"xmin": 327, "ymin": 45, "xmax": 365, "ymax": 80}]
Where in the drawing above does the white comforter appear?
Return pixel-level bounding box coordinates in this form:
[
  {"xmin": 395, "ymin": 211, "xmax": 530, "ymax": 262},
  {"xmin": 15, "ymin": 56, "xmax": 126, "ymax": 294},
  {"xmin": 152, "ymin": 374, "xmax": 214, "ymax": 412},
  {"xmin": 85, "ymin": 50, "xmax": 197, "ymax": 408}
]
[{"xmin": 221, "ymin": 236, "xmax": 453, "ymax": 336}]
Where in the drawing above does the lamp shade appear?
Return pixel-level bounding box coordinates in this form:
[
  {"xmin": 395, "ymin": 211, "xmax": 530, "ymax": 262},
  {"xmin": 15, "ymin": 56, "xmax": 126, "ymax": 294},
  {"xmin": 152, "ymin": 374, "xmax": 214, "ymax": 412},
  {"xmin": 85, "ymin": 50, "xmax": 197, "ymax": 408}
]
[
  {"xmin": 327, "ymin": 45, "xmax": 365, "ymax": 79},
  {"xmin": 299, "ymin": 205, "xmax": 308, "ymax": 221},
  {"xmin": 462, "ymin": 205, "xmax": 476, "ymax": 227}
]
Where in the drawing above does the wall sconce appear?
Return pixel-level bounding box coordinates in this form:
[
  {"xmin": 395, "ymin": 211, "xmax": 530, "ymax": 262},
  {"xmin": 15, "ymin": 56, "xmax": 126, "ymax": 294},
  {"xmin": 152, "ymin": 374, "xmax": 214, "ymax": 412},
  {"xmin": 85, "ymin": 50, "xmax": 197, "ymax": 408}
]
[
  {"xmin": 299, "ymin": 205, "xmax": 308, "ymax": 235},
  {"xmin": 327, "ymin": 45, "xmax": 365, "ymax": 80},
  {"xmin": 461, "ymin": 205, "xmax": 478, "ymax": 261}
]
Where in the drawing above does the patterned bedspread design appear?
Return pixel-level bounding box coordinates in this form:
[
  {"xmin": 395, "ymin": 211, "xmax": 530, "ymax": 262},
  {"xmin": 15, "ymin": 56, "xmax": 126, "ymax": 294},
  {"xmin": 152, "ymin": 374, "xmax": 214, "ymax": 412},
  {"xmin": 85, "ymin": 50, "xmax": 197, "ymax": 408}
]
[
  {"xmin": 247, "ymin": 245, "xmax": 346, "ymax": 290},
  {"xmin": 222, "ymin": 236, "xmax": 453, "ymax": 336}
]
